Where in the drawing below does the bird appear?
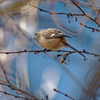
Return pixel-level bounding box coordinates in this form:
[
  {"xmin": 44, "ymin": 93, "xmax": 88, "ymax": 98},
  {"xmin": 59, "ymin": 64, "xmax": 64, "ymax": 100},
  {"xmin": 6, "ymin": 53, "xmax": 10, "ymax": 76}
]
[{"xmin": 34, "ymin": 28, "xmax": 85, "ymax": 58}]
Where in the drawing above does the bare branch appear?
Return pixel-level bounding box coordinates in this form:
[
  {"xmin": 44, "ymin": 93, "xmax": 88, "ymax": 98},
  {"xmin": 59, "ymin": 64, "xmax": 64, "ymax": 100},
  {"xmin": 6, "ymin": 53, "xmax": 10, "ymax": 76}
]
[
  {"xmin": 28, "ymin": 2, "xmax": 84, "ymax": 17},
  {"xmin": 0, "ymin": 62, "xmax": 11, "ymax": 85},
  {"xmin": 0, "ymin": 90, "xmax": 32, "ymax": 100},
  {"xmin": 28, "ymin": 1, "xmax": 100, "ymax": 27},
  {"xmin": 80, "ymin": 23, "xmax": 100, "ymax": 32},
  {"xmin": 54, "ymin": 88, "xmax": 75, "ymax": 100},
  {"xmin": 70, "ymin": 0, "xmax": 100, "ymax": 27},
  {"xmin": 95, "ymin": 9, "xmax": 100, "ymax": 21},
  {"xmin": 0, "ymin": 49, "xmax": 99, "ymax": 61}
]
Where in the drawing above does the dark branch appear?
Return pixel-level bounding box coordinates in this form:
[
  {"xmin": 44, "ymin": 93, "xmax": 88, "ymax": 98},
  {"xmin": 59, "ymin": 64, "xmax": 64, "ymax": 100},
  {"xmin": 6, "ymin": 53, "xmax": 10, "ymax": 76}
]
[
  {"xmin": 28, "ymin": 1, "xmax": 100, "ymax": 27},
  {"xmin": 28, "ymin": 2, "xmax": 84, "ymax": 17},
  {"xmin": 80, "ymin": 23, "xmax": 100, "ymax": 32},
  {"xmin": 0, "ymin": 90, "xmax": 31, "ymax": 100},
  {"xmin": 54, "ymin": 88, "xmax": 75, "ymax": 100},
  {"xmin": 0, "ymin": 49, "xmax": 99, "ymax": 57},
  {"xmin": 70, "ymin": 0, "xmax": 100, "ymax": 27}
]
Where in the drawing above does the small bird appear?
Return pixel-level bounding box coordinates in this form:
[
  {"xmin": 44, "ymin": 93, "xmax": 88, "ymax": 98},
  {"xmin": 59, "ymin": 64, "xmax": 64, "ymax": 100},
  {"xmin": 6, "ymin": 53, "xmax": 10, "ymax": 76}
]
[{"xmin": 34, "ymin": 28, "xmax": 85, "ymax": 58}]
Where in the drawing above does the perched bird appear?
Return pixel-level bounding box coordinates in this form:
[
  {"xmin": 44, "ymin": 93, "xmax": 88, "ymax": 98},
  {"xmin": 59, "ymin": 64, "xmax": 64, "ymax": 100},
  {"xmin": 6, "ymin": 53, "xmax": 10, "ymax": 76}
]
[{"xmin": 34, "ymin": 28, "xmax": 85, "ymax": 58}]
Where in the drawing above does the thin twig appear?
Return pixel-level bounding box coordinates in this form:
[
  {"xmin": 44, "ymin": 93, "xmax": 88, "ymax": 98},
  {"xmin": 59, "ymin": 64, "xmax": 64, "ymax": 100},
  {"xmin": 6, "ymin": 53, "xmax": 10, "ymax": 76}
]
[
  {"xmin": 0, "ymin": 90, "xmax": 31, "ymax": 100},
  {"xmin": 0, "ymin": 62, "xmax": 11, "ymax": 84},
  {"xmin": 28, "ymin": 2, "xmax": 84, "ymax": 16},
  {"xmin": 54, "ymin": 88, "xmax": 75, "ymax": 100},
  {"xmin": 95, "ymin": 9, "xmax": 100, "ymax": 21},
  {"xmin": 57, "ymin": 49, "xmax": 100, "ymax": 57},
  {"xmin": 80, "ymin": 23, "xmax": 100, "ymax": 32}
]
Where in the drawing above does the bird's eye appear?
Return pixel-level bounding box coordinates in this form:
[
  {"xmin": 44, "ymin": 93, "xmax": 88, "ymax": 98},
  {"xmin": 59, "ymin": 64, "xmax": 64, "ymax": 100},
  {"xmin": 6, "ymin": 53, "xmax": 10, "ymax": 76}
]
[{"xmin": 35, "ymin": 33, "xmax": 38, "ymax": 35}]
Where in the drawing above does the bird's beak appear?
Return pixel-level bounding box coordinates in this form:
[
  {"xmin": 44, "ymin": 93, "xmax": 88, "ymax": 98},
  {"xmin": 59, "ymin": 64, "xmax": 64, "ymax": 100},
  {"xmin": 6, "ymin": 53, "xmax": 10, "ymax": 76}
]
[{"xmin": 33, "ymin": 37, "xmax": 36, "ymax": 40}]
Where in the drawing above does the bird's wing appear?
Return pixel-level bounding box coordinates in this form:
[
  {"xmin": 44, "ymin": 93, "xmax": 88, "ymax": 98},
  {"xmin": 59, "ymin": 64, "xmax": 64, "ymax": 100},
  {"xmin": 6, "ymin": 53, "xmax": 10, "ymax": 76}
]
[{"xmin": 42, "ymin": 28, "xmax": 71, "ymax": 39}]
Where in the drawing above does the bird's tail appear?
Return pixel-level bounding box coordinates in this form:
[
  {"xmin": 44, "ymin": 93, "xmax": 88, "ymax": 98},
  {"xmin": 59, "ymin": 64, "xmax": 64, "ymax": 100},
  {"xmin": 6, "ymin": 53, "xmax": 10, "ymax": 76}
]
[{"xmin": 66, "ymin": 44, "xmax": 86, "ymax": 58}]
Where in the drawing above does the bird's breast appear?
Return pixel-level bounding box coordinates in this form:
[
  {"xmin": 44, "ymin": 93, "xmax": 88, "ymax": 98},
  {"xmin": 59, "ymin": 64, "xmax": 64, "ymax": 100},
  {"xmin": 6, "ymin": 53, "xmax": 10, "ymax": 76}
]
[{"xmin": 38, "ymin": 37, "xmax": 64, "ymax": 50}]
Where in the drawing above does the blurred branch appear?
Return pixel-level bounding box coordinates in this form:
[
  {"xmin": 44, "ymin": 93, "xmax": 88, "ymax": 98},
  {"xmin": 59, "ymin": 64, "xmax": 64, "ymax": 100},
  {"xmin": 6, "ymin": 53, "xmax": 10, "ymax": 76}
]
[
  {"xmin": 95, "ymin": 9, "xmax": 100, "ymax": 21},
  {"xmin": 54, "ymin": 88, "xmax": 75, "ymax": 100},
  {"xmin": 80, "ymin": 65, "xmax": 100, "ymax": 100},
  {"xmin": 0, "ymin": 0, "xmax": 40, "ymax": 16},
  {"xmin": 0, "ymin": 90, "xmax": 32, "ymax": 100},
  {"xmin": 1, "ymin": 4, "xmax": 34, "ymax": 43},
  {"xmin": 46, "ymin": 95, "xmax": 48, "ymax": 100},
  {"xmin": 0, "ymin": 0, "xmax": 6, "ymax": 3},
  {"xmin": 0, "ymin": 61, "xmax": 39, "ymax": 100},
  {"xmin": 88, "ymin": 84, "xmax": 100, "ymax": 100}
]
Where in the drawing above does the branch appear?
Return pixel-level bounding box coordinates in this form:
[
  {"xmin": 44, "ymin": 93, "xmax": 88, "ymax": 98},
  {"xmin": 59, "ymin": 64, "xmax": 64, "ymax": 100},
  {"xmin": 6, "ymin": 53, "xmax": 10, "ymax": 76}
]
[
  {"xmin": 0, "ymin": 61, "xmax": 11, "ymax": 85},
  {"xmin": 28, "ymin": 1, "xmax": 100, "ymax": 27},
  {"xmin": 80, "ymin": 23, "xmax": 100, "ymax": 32},
  {"xmin": 95, "ymin": 9, "xmax": 100, "ymax": 21},
  {"xmin": 0, "ymin": 49, "xmax": 99, "ymax": 65},
  {"xmin": 57, "ymin": 49, "xmax": 100, "ymax": 64},
  {"xmin": 54, "ymin": 88, "xmax": 75, "ymax": 100},
  {"xmin": 57, "ymin": 49, "xmax": 100, "ymax": 57},
  {"xmin": 0, "ymin": 49, "xmax": 100, "ymax": 64},
  {"xmin": 70, "ymin": 0, "xmax": 100, "ymax": 27},
  {"xmin": 28, "ymin": 2, "xmax": 84, "ymax": 17},
  {"xmin": 0, "ymin": 49, "xmax": 99, "ymax": 57},
  {"xmin": 0, "ymin": 90, "xmax": 31, "ymax": 100}
]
